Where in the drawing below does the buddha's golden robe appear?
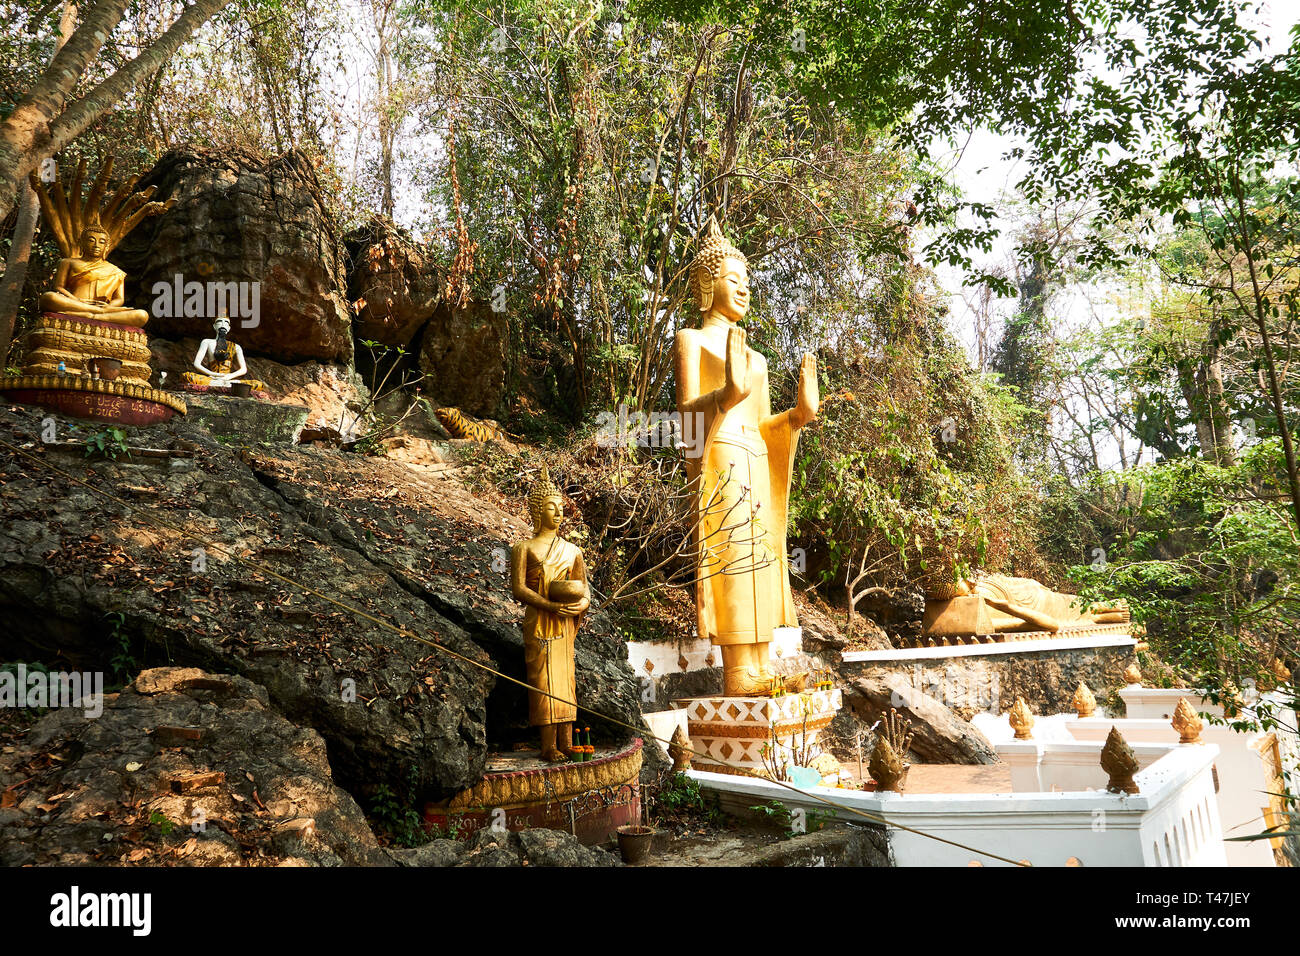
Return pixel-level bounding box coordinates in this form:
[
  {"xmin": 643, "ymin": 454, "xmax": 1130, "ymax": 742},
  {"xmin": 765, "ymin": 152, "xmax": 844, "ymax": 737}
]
[
  {"xmin": 64, "ymin": 258, "xmax": 126, "ymax": 303},
  {"xmin": 521, "ymin": 538, "xmax": 581, "ymax": 725},
  {"xmin": 680, "ymin": 326, "xmax": 800, "ymax": 647},
  {"xmin": 39, "ymin": 258, "xmax": 148, "ymax": 325}
]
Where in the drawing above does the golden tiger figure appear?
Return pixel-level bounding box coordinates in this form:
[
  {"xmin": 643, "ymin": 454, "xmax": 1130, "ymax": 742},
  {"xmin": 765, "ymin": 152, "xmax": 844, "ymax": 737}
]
[{"xmin": 435, "ymin": 406, "xmax": 505, "ymax": 441}]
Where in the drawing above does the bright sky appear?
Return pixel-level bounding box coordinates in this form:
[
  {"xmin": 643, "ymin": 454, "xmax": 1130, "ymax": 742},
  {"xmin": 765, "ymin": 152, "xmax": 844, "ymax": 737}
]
[{"xmin": 934, "ymin": 0, "xmax": 1300, "ymax": 368}]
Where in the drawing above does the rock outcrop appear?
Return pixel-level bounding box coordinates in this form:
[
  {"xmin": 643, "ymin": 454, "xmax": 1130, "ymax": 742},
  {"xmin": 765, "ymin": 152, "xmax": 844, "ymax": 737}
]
[
  {"xmin": 0, "ymin": 667, "xmax": 389, "ymax": 866},
  {"xmin": 114, "ymin": 147, "xmax": 353, "ymax": 364},
  {"xmin": 417, "ymin": 301, "xmax": 507, "ymax": 418},
  {"xmin": 345, "ymin": 218, "xmax": 441, "ymax": 347},
  {"xmin": 344, "ymin": 216, "xmax": 509, "ymax": 419},
  {"xmin": 389, "ymin": 827, "xmax": 619, "ymax": 867},
  {"xmin": 838, "ymin": 673, "xmax": 998, "ymax": 765},
  {"xmin": 0, "ymin": 400, "xmax": 653, "ymax": 803},
  {"xmin": 0, "ymin": 405, "xmax": 493, "ymax": 802}
]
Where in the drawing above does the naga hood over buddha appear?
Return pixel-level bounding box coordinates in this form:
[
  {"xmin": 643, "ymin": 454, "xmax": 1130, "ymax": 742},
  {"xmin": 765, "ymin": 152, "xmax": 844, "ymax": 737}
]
[
  {"xmin": 29, "ymin": 157, "xmax": 173, "ymax": 329},
  {"xmin": 0, "ymin": 156, "xmax": 186, "ymax": 426},
  {"xmin": 674, "ymin": 215, "xmax": 819, "ymax": 697}
]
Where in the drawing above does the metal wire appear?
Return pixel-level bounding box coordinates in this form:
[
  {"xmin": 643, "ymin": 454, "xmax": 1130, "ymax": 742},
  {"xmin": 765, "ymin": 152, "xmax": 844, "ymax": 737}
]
[{"xmin": 0, "ymin": 433, "xmax": 1027, "ymax": 865}]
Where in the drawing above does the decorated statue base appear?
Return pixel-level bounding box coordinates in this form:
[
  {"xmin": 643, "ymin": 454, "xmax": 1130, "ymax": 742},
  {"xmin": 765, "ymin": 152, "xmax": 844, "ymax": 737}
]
[
  {"xmin": 424, "ymin": 738, "xmax": 642, "ymax": 845},
  {"xmin": 1, "ymin": 313, "xmax": 185, "ymax": 425},
  {"xmin": 671, "ymin": 688, "xmax": 843, "ymax": 777},
  {"xmin": 23, "ymin": 313, "xmax": 153, "ymax": 380},
  {"xmin": 178, "ymin": 382, "xmax": 272, "ymax": 400},
  {"xmin": 0, "ymin": 373, "xmax": 185, "ymax": 426}
]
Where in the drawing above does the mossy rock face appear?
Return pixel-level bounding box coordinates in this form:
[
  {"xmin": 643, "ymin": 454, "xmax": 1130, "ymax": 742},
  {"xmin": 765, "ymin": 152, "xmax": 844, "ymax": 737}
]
[
  {"xmin": 182, "ymin": 393, "xmax": 310, "ymax": 444},
  {"xmin": 0, "ymin": 401, "xmax": 498, "ymax": 802},
  {"xmin": 115, "ymin": 147, "xmax": 354, "ymax": 365}
]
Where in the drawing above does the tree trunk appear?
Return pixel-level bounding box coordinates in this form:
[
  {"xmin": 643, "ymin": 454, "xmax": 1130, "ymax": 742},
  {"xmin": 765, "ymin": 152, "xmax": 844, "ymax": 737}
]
[
  {"xmin": 1233, "ymin": 176, "xmax": 1300, "ymax": 533},
  {"xmin": 0, "ymin": 0, "xmax": 235, "ymax": 223},
  {"xmin": 0, "ymin": 0, "xmax": 131, "ymax": 218},
  {"xmin": 0, "ymin": 1, "xmax": 78, "ymax": 366},
  {"xmin": 1198, "ymin": 338, "xmax": 1236, "ymax": 466},
  {"xmin": 0, "ymin": 187, "xmax": 39, "ymax": 366},
  {"xmin": 1176, "ymin": 354, "xmax": 1235, "ymax": 466}
]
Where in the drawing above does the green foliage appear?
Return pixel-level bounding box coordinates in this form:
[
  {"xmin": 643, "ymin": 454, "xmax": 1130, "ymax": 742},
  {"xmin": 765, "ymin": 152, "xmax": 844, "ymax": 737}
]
[
  {"xmin": 423, "ymin": 815, "xmax": 466, "ymax": 842},
  {"xmin": 0, "ymin": 660, "xmax": 49, "ymax": 722},
  {"xmin": 369, "ymin": 781, "xmax": 427, "ymax": 847},
  {"xmin": 636, "ymin": 0, "xmax": 1265, "ymax": 287},
  {"xmin": 412, "ymin": 0, "xmax": 913, "ymax": 415},
  {"xmin": 1067, "ymin": 440, "xmax": 1298, "ymax": 704},
  {"xmin": 458, "ymin": 439, "xmax": 528, "ymax": 498},
  {"xmin": 609, "ymin": 588, "xmax": 680, "ymax": 642},
  {"xmin": 791, "ymin": 292, "xmax": 1044, "ymax": 599},
  {"xmin": 105, "ymin": 612, "xmax": 138, "ymax": 684},
  {"xmin": 748, "ymin": 799, "xmax": 833, "ymax": 838},
  {"xmin": 149, "ymin": 810, "xmax": 176, "ymax": 837},
  {"xmin": 655, "ymin": 772, "xmax": 723, "ymax": 826},
  {"xmin": 83, "ymin": 427, "xmax": 130, "ymax": 461}
]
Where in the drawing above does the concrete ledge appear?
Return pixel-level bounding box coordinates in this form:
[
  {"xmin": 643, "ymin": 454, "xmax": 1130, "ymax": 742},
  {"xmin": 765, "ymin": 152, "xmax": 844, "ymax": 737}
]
[
  {"xmin": 183, "ymin": 393, "xmax": 311, "ymax": 444},
  {"xmin": 689, "ymin": 743, "xmax": 1225, "ymax": 866},
  {"xmin": 843, "ymin": 633, "xmax": 1136, "ymax": 662}
]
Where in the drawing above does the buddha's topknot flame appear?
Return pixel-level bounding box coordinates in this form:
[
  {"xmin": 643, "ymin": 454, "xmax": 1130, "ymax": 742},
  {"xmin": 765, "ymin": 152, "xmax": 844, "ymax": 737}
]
[{"xmin": 528, "ymin": 465, "xmax": 562, "ymax": 528}]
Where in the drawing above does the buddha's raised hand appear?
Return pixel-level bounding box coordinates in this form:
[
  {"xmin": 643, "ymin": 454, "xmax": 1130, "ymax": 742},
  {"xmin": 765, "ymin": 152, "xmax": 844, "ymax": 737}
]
[
  {"xmin": 793, "ymin": 352, "xmax": 819, "ymax": 428},
  {"xmin": 720, "ymin": 325, "xmax": 752, "ymax": 411}
]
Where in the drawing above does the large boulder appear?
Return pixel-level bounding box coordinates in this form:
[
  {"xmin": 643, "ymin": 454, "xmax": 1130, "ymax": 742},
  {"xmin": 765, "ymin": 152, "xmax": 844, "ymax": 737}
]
[
  {"xmin": 114, "ymin": 147, "xmax": 353, "ymax": 364},
  {"xmin": 0, "ymin": 400, "xmax": 655, "ymax": 800},
  {"xmin": 418, "ymin": 301, "xmax": 507, "ymax": 418},
  {"xmin": 0, "ymin": 404, "xmax": 494, "ymax": 803},
  {"xmin": 248, "ymin": 446, "xmax": 664, "ymax": 778},
  {"xmin": 0, "ymin": 667, "xmax": 389, "ymax": 866},
  {"xmin": 840, "ymin": 673, "xmax": 998, "ymax": 765},
  {"xmin": 345, "ymin": 218, "xmax": 441, "ymax": 347}
]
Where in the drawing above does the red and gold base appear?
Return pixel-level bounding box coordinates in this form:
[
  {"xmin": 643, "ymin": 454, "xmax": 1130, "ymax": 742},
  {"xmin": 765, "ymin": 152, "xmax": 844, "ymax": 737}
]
[
  {"xmin": 424, "ymin": 738, "xmax": 643, "ymax": 845},
  {"xmin": 0, "ymin": 374, "xmax": 187, "ymax": 426}
]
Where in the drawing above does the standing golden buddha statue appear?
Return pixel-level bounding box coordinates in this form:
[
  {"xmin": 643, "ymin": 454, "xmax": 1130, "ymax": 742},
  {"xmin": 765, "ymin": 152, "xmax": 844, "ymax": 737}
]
[
  {"xmin": 674, "ymin": 216, "xmax": 819, "ymax": 697},
  {"xmin": 510, "ymin": 467, "xmax": 591, "ymax": 761}
]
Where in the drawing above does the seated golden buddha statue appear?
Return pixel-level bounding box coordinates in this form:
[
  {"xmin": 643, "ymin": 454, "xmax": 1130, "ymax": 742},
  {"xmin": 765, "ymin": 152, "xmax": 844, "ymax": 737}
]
[
  {"xmin": 923, "ymin": 572, "xmax": 1128, "ymax": 639},
  {"xmin": 39, "ymin": 224, "xmax": 149, "ymax": 327},
  {"xmin": 18, "ymin": 158, "xmax": 174, "ymax": 385},
  {"xmin": 180, "ymin": 316, "xmax": 267, "ymax": 391}
]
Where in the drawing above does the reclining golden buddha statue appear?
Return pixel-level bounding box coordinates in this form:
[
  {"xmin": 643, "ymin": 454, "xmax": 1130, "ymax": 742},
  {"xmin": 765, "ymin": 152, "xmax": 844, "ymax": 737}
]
[{"xmin": 923, "ymin": 573, "xmax": 1129, "ymax": 640}]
